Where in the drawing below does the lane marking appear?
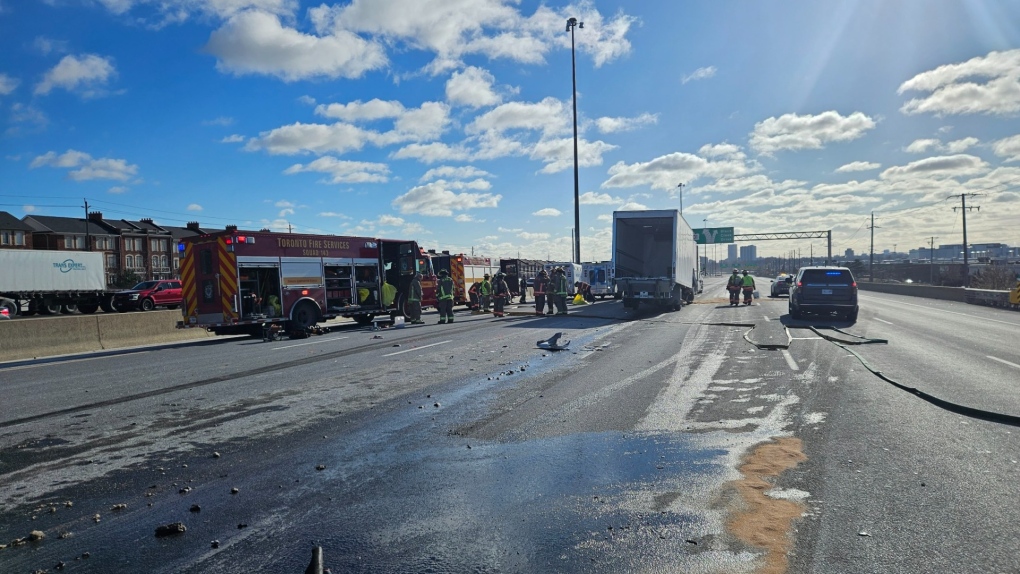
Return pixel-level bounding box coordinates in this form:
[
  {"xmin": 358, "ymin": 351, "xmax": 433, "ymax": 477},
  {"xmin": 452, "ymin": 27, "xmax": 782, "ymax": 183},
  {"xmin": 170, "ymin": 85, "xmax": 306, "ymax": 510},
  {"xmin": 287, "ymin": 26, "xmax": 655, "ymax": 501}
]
[
  {"xmin": 2, "ymin": 352, "xmax": 149, "ymax": 372},
  {"xmin": 273, "ymin": 336, "xmax": 349, "ymax": 350},
  {"xmin": 782, "ymin": 350, "xmax": 800, "ymax": 371},
  {"xmin": 987, "ymin": 355, "xmax": 1020, "ymax": 370},
  {"xmin": 859, "ymin": 296, "xmax": 1020, "ymax": 327},
  {"xmin": 875, "ymin": 318, "xmax": 894, "ymax": 325},
  {"xmin": 790, "ymin": 337, "xmax": 823, "ymax": 340},
  {"xmin": 383, "ymin": 340, "xmax": 452, "ymax": 357}
]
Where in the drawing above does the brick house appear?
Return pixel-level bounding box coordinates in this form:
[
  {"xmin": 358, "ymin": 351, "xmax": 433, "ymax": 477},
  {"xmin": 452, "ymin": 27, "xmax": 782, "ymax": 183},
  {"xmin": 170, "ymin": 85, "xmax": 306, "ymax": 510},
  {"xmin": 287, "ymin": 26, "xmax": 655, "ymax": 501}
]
[{"xmin": 0, "ymin": 211, "xmax": 33, "ymax": 249}]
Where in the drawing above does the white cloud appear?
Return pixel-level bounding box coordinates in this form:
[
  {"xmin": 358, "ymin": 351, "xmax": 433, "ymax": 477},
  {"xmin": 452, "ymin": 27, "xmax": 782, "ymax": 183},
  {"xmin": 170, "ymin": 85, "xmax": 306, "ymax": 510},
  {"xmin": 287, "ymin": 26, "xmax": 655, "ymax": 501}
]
[
  {"xmin": 221, "ymin": 134, "xmax": 245, "ymax": 143},
  {"xmin": 682, "ymin": 66, "xmax": 716, "ymax": 84},
  {"xmin": 602, "ymin": 150, "xmax": 752, "ymax": 190},
  {"xmin": 187, "ymin": 203, "xmax": 203, "ymax": 211},
  {"xmin": 454, "ymin": 214, "xmax": 476, "ymax": 222},
  {"xmin": 391, "ymin": 142, "xmax": 472, "ymax": 163},
  {"xmin": 749, "ymin": 111, "xmax": 876, "ymax": 154},
  {"xmin": 519, "ymin": 231, "xmax": 550, "ymax": 240},
  {"xmin": 205, "ymin": 10, "xmax": 388, "ymax": 82},
  {"xmin": 595, "ymin": 112, "xmax": 657, "ymax": 134},
  {"xmin": 617, "ymin": 201, "xmax": 648, "ymax": 211},
  {"xmin": 905, "ymin": 136, "xmax": 979, "ymax": 154},
  {"xmin": 835, "ymin": 161, "xmax": 881, "ymax": 173},
  {"xmin": 316, "ymin": 98, "xmax": 405, "ymax": 121},
  {"xmin": 30, "ymin": 149, "xmax": 138, "ymax": 181},
  {"xmin": 898, "ymin": 49, "xmax": 1020, "ymax": 116},
  {"xmin": 318, "ymin": 211, "xmax": 350, "ymax": 218},
  {"xmin": 446, "ymin": 66, "xmax": 501, "ymax": 108},
  {"xmin": 35, "ymin": 54, "xmax": 116, "ymax": 97},
  {"xmin": 108, "ymin": 186, "xmax": 128, "ymax": 194},
  {"xmin": 880, "ymin": 154, "xmax": 989, "ymax": 181},
  {"xmin": 392, "ymin": 180, "xmax": 501, "ymax": 216},
  {"xmin": 95, "ymin": 0, "xmax": 297, "ymax": 20},
  {"xmin": 467, "ymin": 97, "xmax": 568, "ymax": 138},
  {"xmin": 283, "ymin": 156, "xmax": 390, "ymax": 183},
  {"xmin": 32, "ymin": 36, "xmax": 69, "ymax": 55},
  {"xmin": 698, "ymin": 143, "xmax": 746, "ymax": 160},
  {"xmin": 579, "ymin": 191, "xmax": 621, "ymax": 205},
  {"xmin": 0, "ymin": 73, "xmax": 19, "ymax": 95},
  {"xmin": 419, "ymin": 165, "xmax": 492, "ymax": 182},
  {"xmin": 533, "ymin": 208, "xmax": 561, "ymax": 217},
  {"xmin": 992, "ymin": 134, "xmax": 1020, "ymax": 162},
  {"xmin": 530, "ymin": 137, "xmax": 617, "ymax": 174},
  {"xmin": 245, "ymin": 121, "xmax": 373, "ymax": 155}
]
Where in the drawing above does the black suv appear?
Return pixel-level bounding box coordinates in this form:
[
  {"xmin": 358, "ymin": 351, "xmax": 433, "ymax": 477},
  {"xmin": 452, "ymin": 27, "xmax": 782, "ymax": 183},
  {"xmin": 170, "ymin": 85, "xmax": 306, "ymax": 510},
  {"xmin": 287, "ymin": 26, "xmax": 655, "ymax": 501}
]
[{"xmin": 788, "ymin": 266, "xmax": 858, "ymax": 322}]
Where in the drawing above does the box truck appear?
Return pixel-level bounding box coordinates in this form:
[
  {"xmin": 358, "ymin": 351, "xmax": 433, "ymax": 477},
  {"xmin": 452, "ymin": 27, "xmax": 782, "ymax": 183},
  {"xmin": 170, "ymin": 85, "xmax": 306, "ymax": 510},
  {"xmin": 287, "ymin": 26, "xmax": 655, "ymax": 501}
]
[
  {"xmin": 612, "ymin": 210, "xmax": 699, "ymax": 311},
  {"xmin": 0, "ymin": 250, "xmax": 114, "ymax": 315}
]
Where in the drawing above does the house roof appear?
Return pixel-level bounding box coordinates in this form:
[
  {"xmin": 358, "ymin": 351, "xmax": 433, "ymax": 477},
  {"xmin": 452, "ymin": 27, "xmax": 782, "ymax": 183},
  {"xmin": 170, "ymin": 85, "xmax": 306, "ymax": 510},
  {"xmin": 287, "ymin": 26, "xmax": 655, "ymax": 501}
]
[
  {"xmin": 0, "ymin": 211, "xmax": 34, "ymax": 231},
  {"xmin": 24, "ymin": 215, "xmax": 117, "ymax": 235}
]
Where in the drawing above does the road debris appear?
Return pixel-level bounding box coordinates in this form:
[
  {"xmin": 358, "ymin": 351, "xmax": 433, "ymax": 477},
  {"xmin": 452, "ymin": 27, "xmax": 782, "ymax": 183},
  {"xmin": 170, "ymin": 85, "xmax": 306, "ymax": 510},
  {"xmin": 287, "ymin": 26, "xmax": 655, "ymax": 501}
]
[
  {"xmin": 536, "ymin": 332, "xmax": 570, "ymax": 351},
  {"xmin": 154, "ymin": 522, "xmax": 187, "ymax": 537}
]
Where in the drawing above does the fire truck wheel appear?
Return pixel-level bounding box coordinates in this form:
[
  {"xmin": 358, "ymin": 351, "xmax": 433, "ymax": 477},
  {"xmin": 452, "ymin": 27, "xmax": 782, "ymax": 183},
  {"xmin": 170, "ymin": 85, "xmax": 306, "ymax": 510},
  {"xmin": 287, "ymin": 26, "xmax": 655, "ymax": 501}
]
[
  {"xmin": 394, "ymin": 293, "xmax": 409, "ymax": 319},
  {"xmin": 354, "ymin": 314, "xmax": 374, "ymax": 326},
  {"xmin": 291, "ymin": 301, "xmax": 320, "ymax": 330}
]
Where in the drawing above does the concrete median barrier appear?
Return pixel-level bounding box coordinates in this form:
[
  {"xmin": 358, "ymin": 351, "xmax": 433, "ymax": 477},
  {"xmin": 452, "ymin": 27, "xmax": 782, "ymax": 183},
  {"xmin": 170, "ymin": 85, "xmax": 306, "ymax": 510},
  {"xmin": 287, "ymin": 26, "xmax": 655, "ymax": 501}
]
[
  {"xmin": 858, "ymin": 282, "xmax": 967, "ymax": 302},
  {"xmin": 1, "ymin": 310, "xmax": 215, "ymax": 362},
  {"xmin": 0, "ymin": 315, "xmax": 102, "ymax": 361}
]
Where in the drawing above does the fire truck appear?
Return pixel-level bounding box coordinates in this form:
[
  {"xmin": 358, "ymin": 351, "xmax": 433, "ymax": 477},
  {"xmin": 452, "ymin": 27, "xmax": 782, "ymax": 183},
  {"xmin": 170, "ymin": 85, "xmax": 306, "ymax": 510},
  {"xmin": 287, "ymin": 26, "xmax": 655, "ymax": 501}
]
[
  {"xmin": 177, "ymin": 229, "xmax": 436, "ymax": 335},
  {"xmin": 428, "ymin": 252, "xmax": 500, "ymax": 307}
]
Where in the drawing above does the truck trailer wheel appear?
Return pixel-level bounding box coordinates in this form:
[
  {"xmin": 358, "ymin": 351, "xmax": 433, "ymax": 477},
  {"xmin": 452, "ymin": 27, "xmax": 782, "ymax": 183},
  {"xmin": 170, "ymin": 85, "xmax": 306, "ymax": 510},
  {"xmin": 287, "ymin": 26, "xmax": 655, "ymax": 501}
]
[
  {"xmin": 77, "ymin": 304, "xmax": 99, "ymax": 314},
  {"xmin": 61, "ymin": 304, "xmax": 78, "ymax": 314},
  {"xmin": 100, "ymin": 297, "xmax": 116, "ymax": 313}
]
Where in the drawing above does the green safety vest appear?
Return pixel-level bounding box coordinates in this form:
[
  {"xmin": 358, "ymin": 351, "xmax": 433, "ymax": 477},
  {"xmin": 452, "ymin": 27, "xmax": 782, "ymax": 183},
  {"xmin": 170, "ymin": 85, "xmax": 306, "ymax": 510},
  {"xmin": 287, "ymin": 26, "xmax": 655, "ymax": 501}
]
[
  {"xmin": 554, "ymin": 274, "xmax": 568, "ymax": 295},
  {"xmin": 438, "ymin": 277, "xmax": 454, "ymax": 300},
  {"xmin": 741, "ymin": 275, "xmax": 755, "ymax": 287},
  {"xmin": 480, "ymin": 280, "xmax": 491, "ymax": 295}
]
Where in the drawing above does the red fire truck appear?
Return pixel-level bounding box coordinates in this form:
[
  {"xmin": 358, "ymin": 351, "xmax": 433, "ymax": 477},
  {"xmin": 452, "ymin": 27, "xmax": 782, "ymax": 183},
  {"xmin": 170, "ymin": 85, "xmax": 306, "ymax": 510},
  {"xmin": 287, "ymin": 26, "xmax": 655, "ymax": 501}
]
[
  {"xmin": 428, "ymin": 252, "xmax": 500, "ymax": 307},
  {"xmin": 177, "ymin": 229, "xmax": 436, "ymax": 335}
]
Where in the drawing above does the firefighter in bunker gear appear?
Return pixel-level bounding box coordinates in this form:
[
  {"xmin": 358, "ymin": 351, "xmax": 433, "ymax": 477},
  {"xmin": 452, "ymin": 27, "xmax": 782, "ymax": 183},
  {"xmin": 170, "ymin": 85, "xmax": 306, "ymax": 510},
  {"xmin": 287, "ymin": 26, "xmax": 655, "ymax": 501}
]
[
  {"xmin": 533, "ymin": 269, "xmax": 549, "ymax": 316},
  {"xmin": 480, "ymin": 273, "xmax": 492, "ymax": 312},
  {"xmin": 492, "ymin": 272, "xmax": 510, "ymax": 317},
  {"xmin": 437, "ymin": 269, "xmax": 455, "ymax": 323},
  {"xmin": 408, "ymin": 272, "xmax": 424, "ymax": 324},
  {"xmin": 741, "ymin": 270, "xmax": 755, "ymax": 305},
  {"xmin": 727, "ymin": 269, "xmax": 742, "ymax": 306},
  {"xmin": 553, "ymin": 267, "xmax": 569, "ymax": 315}
]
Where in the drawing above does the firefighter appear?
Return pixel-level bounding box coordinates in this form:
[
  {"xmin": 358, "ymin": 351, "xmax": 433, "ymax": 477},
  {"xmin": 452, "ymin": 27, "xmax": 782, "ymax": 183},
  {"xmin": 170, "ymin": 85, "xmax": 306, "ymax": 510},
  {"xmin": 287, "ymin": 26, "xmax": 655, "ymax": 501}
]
[
  {"xmin": 480, "ymin": 273, "xmax": 492, "ymax": 312},
  {"xmin": 533, "ymin": 269, "xmax": 549, "ymax": 316},
  {"xmin": 741, "ymin": 270, "xmax": 756, "ymax": 305},
  {"xmin": 518, "ymin": 275, "xmax": 528, "ymax": 304},
  {"xmin": 408, "ymin": 272, "xmax": 424, "ymax": 324},
  {"xmin": 574, "ymin": 280, "xmax": 593, "ymax": 302},
  {"xmin": 493, "ymin": 272, "xmax": 510, "ymax": 317},
  {"xmin": 726, "ymin": 268, "xmax": 741, "ymax": 306},
  {"xmin": 437, "ymin": 269, "xmax": 455, "ymax": 324},
  {"xmin": 553, "ymin": 267, "xmax": 569, "ymax": 315}
]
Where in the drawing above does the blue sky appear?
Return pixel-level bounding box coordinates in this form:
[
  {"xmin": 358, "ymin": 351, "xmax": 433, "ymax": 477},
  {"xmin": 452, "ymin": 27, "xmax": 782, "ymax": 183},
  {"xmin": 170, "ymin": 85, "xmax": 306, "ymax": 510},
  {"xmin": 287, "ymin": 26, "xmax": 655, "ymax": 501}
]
[{"xmin": 2, "ymin": 0, "xmax": 1019, "ymax": 261}]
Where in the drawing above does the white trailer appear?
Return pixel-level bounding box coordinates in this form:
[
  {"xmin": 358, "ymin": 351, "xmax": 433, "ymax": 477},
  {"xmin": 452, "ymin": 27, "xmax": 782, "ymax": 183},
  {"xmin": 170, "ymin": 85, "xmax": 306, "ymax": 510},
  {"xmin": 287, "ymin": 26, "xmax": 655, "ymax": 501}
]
[
  {"xmin": 543, "ymin": 262, "xmax": 582, "ymax": 295},
  {"xmin": 612, "ymin": 209, "xmax": 699, "ymax": 311},
  {"xmin": 0, "ymin": 250, "xmax": 114, "ymax": 315}
]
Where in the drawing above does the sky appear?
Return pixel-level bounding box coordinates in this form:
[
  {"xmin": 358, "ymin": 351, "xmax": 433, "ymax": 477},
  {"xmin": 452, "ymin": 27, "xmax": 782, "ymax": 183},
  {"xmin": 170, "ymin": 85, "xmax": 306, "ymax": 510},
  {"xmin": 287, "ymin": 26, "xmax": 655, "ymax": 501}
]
[{"xmin": 2, "ymin": 0, "xmax": 1020, "ymax": 263}]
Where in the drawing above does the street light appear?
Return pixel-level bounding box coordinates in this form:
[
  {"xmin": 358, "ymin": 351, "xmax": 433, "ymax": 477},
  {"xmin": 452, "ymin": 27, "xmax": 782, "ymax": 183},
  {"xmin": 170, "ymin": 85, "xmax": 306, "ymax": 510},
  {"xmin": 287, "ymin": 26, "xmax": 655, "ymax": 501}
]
[
  {"xmin": 677, "ymin": 182, "xmax": 685, "ymax": 215},
  {"xmin": 567, "ymin": 17, "xmax": 583, "ymax": 264},
  {"xmin": 702, "ymin": 217, "xmax": 708, "ymax": 276}
]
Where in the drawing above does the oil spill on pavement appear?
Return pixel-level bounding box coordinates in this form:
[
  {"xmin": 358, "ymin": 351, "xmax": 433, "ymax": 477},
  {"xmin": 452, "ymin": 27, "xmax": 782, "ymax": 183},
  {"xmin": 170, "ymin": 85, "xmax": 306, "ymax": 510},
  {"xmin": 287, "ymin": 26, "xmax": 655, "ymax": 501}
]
[{"xmin": 725, "ymin": 437, "xmax": 807, "ymax": 574}]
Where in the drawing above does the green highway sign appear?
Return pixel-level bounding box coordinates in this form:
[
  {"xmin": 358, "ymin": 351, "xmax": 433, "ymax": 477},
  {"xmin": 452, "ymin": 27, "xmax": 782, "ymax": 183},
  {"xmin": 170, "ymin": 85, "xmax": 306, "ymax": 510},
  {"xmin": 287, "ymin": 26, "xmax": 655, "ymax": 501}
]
[{"xmin": 694, "ymin": 227, "xmax": 734, "ymax": 244}]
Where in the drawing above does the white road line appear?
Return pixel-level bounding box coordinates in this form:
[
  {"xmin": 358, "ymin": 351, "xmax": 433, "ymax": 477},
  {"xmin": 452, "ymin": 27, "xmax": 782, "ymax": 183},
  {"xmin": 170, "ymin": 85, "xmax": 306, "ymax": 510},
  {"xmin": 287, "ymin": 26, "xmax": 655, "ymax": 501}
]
[
  {"xmin": 860, "ymin": 296, "xmax": 1020, "ymax": 327},
  {"xmin": 782, "ymin": 350, "xmax": 800, "ymax": 371},
  {"xmin": 790, "ymin": 337, "xmax": 823, "ymax": 340},
  {"xmin": 383, "ymin": 340, "xmax": 452, "ymax": 357},
  {"xmin": 987, "ymin": 355, "xmax": 1020, "ymax": 370},
  {"xmin": 273, "ymin": 336, "xmax": 349, "ymax": 350},
  {"xmin": 762, "ymin": 314, "xmax": 770, "ymax": 321},
  {"xmin": 875, "ymin": 318, "xmax": 894, "ymax": 325}
]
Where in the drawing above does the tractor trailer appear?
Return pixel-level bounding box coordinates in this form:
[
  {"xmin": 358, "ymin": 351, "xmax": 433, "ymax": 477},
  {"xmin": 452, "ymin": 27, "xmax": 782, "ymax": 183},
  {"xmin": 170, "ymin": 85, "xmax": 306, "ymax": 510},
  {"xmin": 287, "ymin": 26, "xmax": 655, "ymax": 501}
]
[{"xmin": 0, "ymin": 249, "xmax": 115, "ymax": 316}]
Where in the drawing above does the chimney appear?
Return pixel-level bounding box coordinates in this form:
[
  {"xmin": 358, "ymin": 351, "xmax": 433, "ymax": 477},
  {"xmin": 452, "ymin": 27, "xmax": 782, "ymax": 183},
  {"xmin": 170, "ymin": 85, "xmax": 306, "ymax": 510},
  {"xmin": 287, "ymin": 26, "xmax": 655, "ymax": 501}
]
[
  {"xmin": 141, "ymin": 217, "xmax": 154, "ymax": 224},
  {"xmin": 259, "ymin": 228, "xmax": 271, "ymax": 232},
  {"xmin": 226, "ymin": 224, "xmax": 238, "ymax": 232},
  {"xmin": 186, "ymin": 221, "xmax": 200, "ymax": 231},
  {"xmin": 88, "ymin": 211, "xmax": 103, "ymax": 221}
]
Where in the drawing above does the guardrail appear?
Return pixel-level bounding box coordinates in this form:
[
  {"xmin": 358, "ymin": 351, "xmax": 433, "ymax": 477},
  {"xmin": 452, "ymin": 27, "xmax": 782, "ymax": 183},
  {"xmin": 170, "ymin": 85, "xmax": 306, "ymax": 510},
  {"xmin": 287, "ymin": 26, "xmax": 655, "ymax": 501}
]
[{"xmin": 858, "ymin": 282, "xmax": 1019, "ymax": 310}]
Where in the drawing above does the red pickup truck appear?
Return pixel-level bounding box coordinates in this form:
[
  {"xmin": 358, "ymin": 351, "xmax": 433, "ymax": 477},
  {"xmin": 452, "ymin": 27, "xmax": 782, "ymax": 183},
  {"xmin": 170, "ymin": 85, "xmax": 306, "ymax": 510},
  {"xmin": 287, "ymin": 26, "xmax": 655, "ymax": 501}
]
[{"xmin": 112, "ymin": 280, "xmax": 183, "ymax": 312}]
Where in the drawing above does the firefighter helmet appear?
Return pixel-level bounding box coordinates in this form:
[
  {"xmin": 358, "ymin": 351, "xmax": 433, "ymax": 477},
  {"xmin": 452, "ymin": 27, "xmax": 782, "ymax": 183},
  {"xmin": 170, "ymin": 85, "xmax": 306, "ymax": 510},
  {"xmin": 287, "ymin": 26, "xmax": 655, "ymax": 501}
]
[
  {"xmin": 484, "ymin": 273, "xmax": 490, "ymax": 279},
  {"xmin": 439, "ymin": 269, "xmax": 449, "ymax": 276}
]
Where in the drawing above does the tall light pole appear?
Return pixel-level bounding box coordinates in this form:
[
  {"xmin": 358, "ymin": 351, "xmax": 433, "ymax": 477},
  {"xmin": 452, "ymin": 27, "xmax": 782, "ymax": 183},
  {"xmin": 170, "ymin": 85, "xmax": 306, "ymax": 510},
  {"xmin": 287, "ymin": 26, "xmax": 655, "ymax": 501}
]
[
  {"xmin": 567, "ymin": 17, "xmax": 583, "ymax": 264},
  {"xmin": 677, "ymin": 182, "xmax": 685, "ymax": 216},
  {"xmin": 702, "ymin": 217, "xmax": 708, "ymax": 276}
]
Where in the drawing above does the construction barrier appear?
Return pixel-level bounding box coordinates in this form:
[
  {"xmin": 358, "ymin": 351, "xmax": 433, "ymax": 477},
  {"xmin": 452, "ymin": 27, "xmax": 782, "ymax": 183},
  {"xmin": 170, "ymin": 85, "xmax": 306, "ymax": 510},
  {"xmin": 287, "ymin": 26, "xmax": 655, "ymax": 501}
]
[{"xmin": 0, "ymin": 310, "xmax": 214, "ymax": 362}]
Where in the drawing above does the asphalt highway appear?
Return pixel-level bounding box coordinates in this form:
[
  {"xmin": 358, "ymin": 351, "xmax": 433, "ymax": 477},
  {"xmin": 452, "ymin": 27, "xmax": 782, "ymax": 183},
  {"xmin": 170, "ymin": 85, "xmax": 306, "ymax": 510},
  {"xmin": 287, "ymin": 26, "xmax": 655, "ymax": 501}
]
[{"xmin": 1, "ymin": 279, "xmax": 1017, "ymax": 573}]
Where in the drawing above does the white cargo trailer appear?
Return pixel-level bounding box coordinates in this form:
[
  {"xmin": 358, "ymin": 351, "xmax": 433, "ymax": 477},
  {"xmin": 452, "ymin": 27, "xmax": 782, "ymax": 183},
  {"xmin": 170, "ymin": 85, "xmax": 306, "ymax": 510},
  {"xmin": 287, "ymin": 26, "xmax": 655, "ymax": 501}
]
[
  {"xmin": 612, "ymin": 209, "xmax": 699, "ymax": 311},
  {"xmin": 0, "ymin": 250, "xmax": 114, "ymax": 315}
]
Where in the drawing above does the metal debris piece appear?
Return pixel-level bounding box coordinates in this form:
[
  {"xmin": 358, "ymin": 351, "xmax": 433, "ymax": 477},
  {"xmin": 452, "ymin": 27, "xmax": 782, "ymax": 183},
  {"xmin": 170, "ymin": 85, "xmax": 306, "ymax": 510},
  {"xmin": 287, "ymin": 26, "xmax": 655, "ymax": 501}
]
[
  {"xmin": 536, "ymin": 332, "xmax": 570, "ymax": 351},
  {"xmin": 155, "ymin": 522, "xmax": 187, "ymax": 537}
]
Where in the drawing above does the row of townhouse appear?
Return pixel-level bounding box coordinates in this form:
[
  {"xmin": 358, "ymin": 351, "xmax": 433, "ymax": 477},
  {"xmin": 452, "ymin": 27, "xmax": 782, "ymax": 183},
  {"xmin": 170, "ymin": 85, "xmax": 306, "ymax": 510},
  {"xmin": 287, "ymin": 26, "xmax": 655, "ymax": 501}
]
[{"xmin": 0, "ymin": 210, "xmax": 218, "ymax": 288}]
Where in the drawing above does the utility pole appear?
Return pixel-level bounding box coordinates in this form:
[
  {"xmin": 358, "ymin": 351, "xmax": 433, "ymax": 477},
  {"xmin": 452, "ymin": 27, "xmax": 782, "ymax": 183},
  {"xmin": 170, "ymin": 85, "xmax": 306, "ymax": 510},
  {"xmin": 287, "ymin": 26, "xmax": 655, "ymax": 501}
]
[
  {"xmin": 950, "ymin": 193, "xmax": 980, "ymax": 287},
  {"xmin": 83, "ymin": 198, "xmax": 91, "ymax": 251},
  {"xmin": 929, "ymin": 236, "xmax": 938, "ymax": 285},
  {"xmin": 868, "ymin": 212, "xmax": 880, "ymax": 282},
  {"xmin": 677, "ymin": 183, "xmax": 685, "ymax": 215}
]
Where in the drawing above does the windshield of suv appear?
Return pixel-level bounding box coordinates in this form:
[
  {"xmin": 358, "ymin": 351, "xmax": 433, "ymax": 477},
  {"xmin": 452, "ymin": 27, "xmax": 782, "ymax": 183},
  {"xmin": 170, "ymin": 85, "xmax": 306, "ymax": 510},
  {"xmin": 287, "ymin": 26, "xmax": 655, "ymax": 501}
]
[
  {"xmin": 799, "ymin": 269, "xmax": 854, "ymax": 285},
  {"xmin": 131, "ymin": 281, "xmax": 160, "ymax": 290}
]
